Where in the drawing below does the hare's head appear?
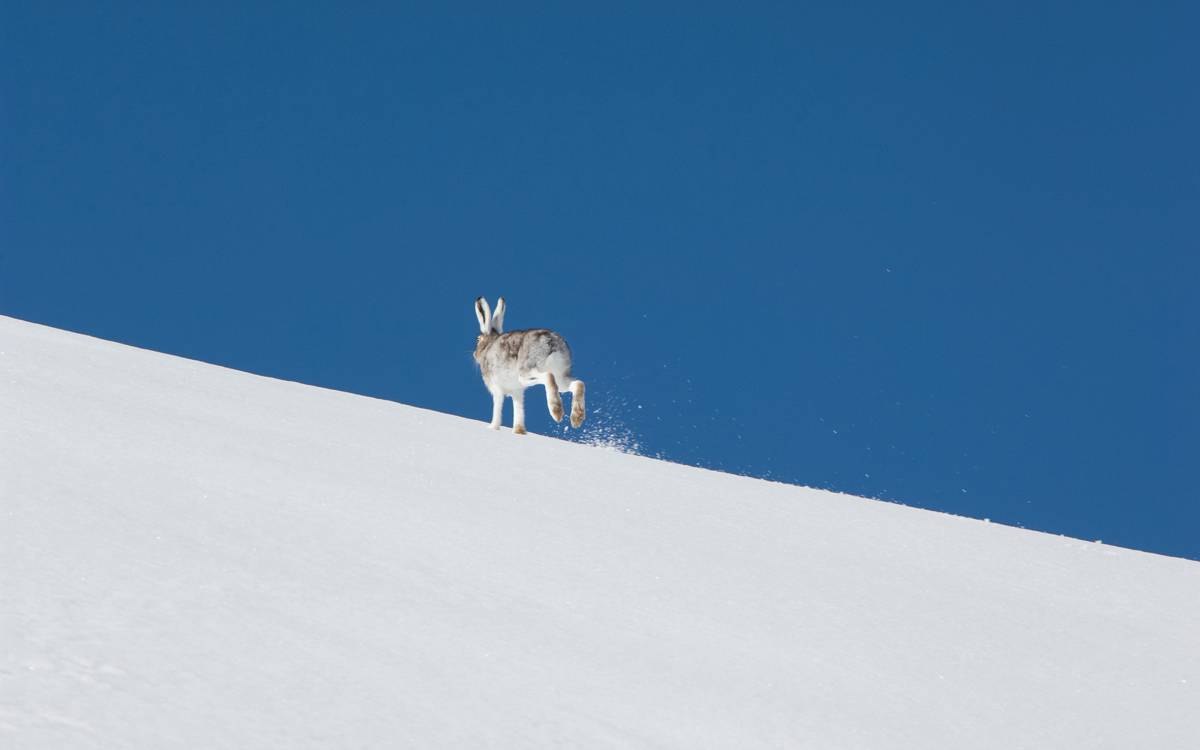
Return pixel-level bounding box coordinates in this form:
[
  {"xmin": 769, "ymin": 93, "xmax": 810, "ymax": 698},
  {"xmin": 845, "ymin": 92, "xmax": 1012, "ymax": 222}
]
[{"xmin": 473, "ymin": 297, "xmax": 506, "ymax": 361}]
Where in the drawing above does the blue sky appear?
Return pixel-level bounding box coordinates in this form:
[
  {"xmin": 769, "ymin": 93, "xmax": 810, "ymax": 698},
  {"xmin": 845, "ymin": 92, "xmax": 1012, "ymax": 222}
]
[{"xmin": 3, "ymin": 4, "xmax": 1197, "ymax": 559}]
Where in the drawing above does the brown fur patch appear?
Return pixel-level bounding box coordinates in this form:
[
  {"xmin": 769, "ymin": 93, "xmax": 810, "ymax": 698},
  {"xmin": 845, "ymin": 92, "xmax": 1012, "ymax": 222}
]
[{"xmin": 498, "ymin": 334, "xmax": 524, "ymax": 359}]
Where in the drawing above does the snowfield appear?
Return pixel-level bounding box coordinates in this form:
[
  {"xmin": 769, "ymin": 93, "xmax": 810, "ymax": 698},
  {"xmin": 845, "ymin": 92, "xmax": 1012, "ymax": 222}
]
[{"xmin": 2, "ymin": 315, "xmax": 1198, "ymax": 749}]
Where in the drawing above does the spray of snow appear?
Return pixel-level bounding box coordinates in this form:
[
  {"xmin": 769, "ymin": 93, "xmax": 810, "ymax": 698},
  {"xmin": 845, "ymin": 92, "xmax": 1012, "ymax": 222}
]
[{"xmin": 557, "ymin": 387, "xmax": 646, "ymax": 455}]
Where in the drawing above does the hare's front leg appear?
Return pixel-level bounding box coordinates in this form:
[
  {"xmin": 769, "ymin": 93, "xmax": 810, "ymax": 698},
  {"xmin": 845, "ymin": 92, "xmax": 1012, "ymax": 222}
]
[
  {"xmin": 489, "ymin": 389, "xmax": 503, "ymax": 430},
  {"xmin": 512, "ymin": 388, "xmax": 527, "ymax": 435}
]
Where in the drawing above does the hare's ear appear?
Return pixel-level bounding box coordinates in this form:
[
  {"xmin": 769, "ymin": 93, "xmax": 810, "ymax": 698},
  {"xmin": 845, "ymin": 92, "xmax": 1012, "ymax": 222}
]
[
  {"xmin": 474, "ymin": 297, "xmax": 492, "ymax": 334},
  {"xmin": 491, "ymin": 297, "xmax": 506, "ymax": 333}
]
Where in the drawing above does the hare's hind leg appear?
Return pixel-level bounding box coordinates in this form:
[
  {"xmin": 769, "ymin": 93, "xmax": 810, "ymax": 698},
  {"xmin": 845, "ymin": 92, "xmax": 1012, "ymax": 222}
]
[
  {"xmin": 544, "ymin": 373, "xmax": 565, "ymax": 423},
  {"xmin": 558, "ymin": 377, "xmax": 586, "ymax": 428},
  {"xmin": 570, "ymin": 380, "xmax": 585, "ymax": 428}
]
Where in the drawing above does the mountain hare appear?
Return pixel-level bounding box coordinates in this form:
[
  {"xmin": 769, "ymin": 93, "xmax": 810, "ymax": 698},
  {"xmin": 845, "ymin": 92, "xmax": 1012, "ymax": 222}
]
[{"xmin": 473, "ymin": 297, "xmax": 585, "ymax": 434}]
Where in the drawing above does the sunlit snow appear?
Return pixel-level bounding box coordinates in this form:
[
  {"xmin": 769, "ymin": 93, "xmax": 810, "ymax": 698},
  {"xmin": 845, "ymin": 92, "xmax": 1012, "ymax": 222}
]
[{"xmin": 2, "ymin": 316, "xmax": 1197, "ymax": 748}]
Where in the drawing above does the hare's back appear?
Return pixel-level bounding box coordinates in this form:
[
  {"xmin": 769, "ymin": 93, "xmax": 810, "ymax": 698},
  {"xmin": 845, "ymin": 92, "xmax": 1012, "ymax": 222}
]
[{"xmin": 497, "ymin": 329, "xmax": 571, "ymax": 370}]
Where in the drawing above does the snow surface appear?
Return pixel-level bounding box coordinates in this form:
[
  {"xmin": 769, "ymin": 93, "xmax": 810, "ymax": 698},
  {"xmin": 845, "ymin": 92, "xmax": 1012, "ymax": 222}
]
[{"xmin": 2, "ymin": 315, "xmax": 1198, "ymax": 749}]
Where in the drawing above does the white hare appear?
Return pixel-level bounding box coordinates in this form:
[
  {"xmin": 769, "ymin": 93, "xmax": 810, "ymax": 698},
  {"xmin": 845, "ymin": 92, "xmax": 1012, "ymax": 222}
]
[{"xmin": 473, "ymin": 297, "xmax": 585, "ymax": 434}]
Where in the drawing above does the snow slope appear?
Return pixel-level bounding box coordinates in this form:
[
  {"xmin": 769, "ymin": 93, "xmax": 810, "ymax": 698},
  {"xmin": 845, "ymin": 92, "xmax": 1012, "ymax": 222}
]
[{"xmin": 2, "ymin": 315, "xmax": 1198, "ymax": 749}]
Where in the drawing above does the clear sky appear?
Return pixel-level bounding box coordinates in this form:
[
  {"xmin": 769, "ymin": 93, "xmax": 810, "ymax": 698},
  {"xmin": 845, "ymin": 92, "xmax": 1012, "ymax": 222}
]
[{"xmin": 3, "ymin": 4, "xmax": 1197, "ymax": 559}]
